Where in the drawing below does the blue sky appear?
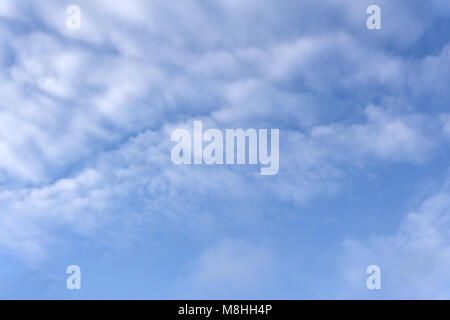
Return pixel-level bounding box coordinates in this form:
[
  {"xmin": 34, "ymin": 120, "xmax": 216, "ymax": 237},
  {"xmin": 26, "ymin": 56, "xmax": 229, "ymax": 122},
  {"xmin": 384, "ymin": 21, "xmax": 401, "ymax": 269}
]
[{"xmin": 0, "ymin": 0, "xmax": 450, "ymax": 299}]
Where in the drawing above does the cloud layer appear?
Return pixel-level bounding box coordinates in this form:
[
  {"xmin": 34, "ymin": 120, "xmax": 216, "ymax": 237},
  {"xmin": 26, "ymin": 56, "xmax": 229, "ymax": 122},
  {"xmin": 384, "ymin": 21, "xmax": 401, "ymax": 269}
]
[{"xmin": 0, "ymin": 0, "xmax": 449, "ymax": 298}]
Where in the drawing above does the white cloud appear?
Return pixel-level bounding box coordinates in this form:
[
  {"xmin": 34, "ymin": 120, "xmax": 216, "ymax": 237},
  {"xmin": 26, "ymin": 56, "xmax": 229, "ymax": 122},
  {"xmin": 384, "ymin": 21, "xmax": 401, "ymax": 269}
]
[
  {"xmin": 0, "ymin": 0, "xmax": 17, "ymax": 19},
  {"xmin": 312, "ymin": 105, "xmax": 436, "ymax": 164},
  {"xmin": 182, "ymin": 239, "xmax": 274, "ymax": 297},
  {"xmin": 0, "ymin": 0, "xmax": 449, "ymax": 268},
  {"xmin": 341, "ymin": 181, "xmax": 450, "ymax": 298},
  {"xmin": 442, "ymin": 114, "xmax": 450, "ymax": 138}
]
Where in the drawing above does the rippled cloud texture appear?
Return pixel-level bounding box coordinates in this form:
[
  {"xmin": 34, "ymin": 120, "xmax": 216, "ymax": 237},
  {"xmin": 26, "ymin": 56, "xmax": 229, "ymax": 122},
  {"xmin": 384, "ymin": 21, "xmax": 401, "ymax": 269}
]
[{"xmin": 0, "ymin": 0, "xmax": 449, "ymax": 299}]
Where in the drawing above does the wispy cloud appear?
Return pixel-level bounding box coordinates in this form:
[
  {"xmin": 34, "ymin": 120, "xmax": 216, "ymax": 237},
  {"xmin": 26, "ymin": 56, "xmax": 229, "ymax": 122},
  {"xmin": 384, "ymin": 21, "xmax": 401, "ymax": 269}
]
[{"xmin": 0, "ymin": 0, "xmax": 449, "ymax": 298}]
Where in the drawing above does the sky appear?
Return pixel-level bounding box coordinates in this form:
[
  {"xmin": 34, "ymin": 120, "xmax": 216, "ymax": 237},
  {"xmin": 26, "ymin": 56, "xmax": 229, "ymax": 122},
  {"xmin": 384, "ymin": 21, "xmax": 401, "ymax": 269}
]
[{"xmin": 0, "ymin": 0, "xmax": 449, "ymax": 299}]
